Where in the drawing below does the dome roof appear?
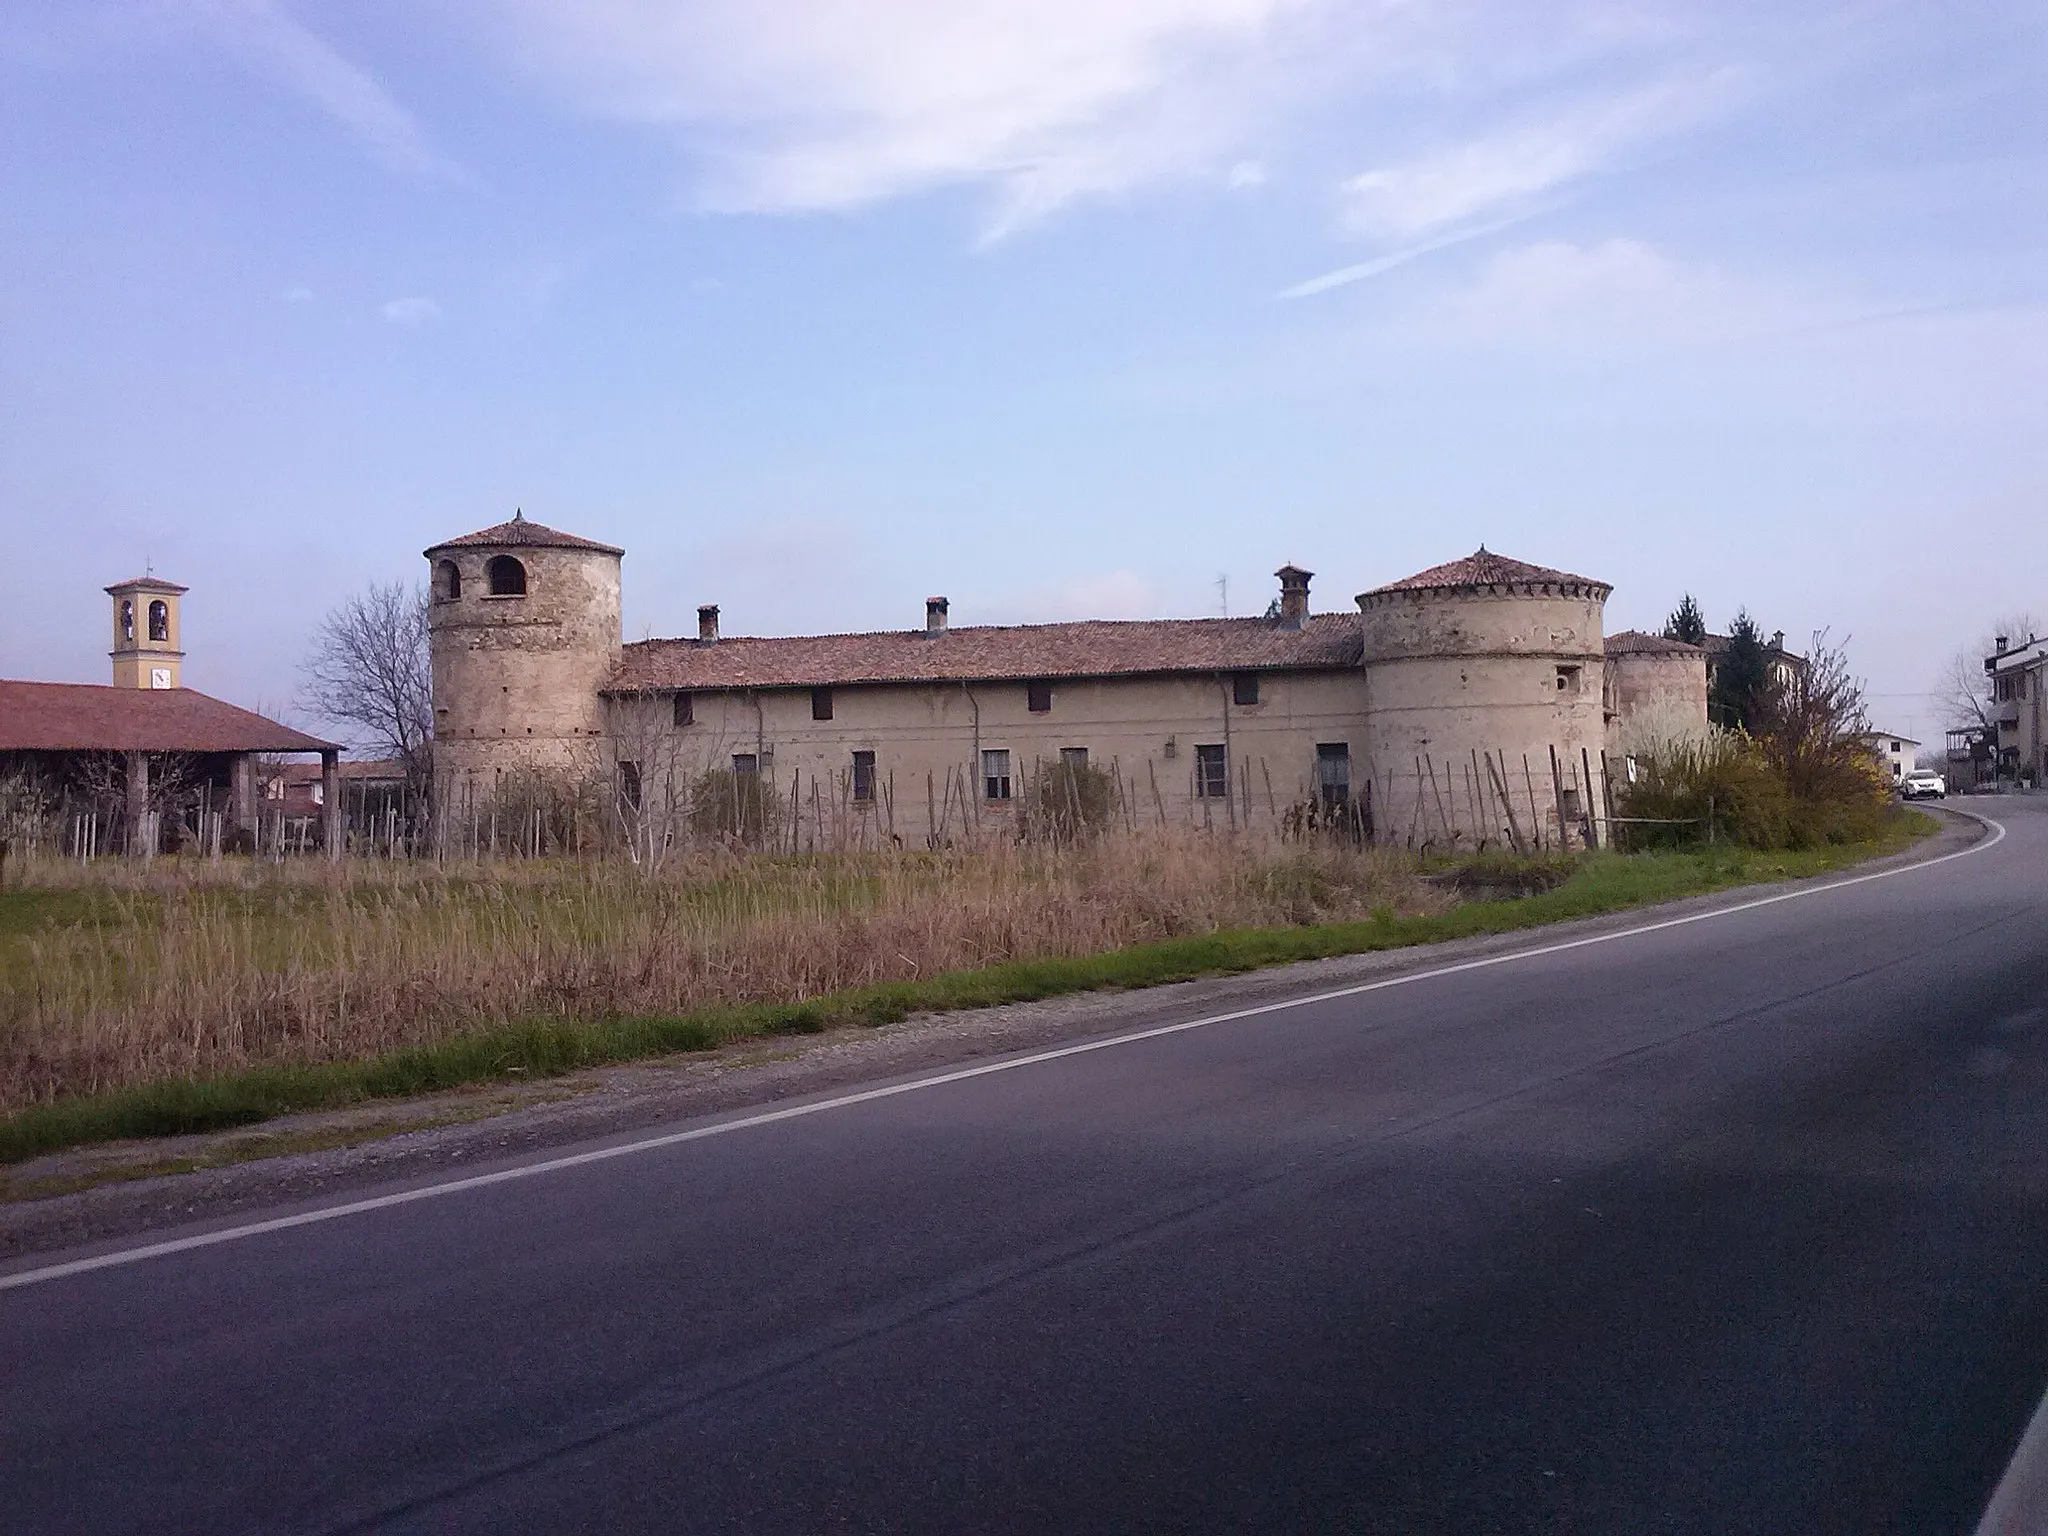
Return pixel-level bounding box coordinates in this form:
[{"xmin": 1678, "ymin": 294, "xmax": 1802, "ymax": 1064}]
[
  {"xmin": 424, "ymin": 511, "xmax": 623, "ymax": 558},
  {"xmin": 1362, "ymin": 546, "xmax": 1609, "ymax": 599}
]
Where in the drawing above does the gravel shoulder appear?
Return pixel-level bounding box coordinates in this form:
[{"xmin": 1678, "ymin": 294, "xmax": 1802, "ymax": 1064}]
[{"xmin": 0, "ymin": 809, "xmax": 1984, "ymax": 1263}]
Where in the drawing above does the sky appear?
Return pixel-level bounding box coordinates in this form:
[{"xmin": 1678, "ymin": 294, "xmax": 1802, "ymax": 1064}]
[{"xmin": 2, "ymin": 1, "xmax": 2044, "ymax": 747}]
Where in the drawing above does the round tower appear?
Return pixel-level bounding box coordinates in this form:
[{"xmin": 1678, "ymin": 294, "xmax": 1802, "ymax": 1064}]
[
  {"xmin": 1356, "ymin": 548, "xmax": 1610, "ymax": 847},
  {"xmin": 425, "ymin": 512, "xmax": 623, "ymax": 803}
]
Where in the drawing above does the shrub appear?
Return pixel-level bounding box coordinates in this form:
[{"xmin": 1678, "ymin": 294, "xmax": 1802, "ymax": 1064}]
[{"xmin": 1017, "ymin": 758, "xmax": 1118, "ymax": 842}]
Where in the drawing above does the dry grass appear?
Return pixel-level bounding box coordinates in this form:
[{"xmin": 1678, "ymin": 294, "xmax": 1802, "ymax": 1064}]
[{"xmin": 0, "ymin": 834, "xmax": 1442, "ymax": 1112}]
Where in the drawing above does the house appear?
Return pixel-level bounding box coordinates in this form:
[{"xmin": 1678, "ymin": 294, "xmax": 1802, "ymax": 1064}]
[
  {"xmin": 1984, "ymin": 632, "xmax": 2048, "ymax": 786},
  {"xmin": 1856, "ymin": 730, "xmax": 1919, "ymax": 787}
]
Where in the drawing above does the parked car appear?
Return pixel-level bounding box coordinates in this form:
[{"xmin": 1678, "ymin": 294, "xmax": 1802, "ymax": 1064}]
[{"xmin": 1901, "ymin": 768, "xmax": 1946, "ymax": 800}]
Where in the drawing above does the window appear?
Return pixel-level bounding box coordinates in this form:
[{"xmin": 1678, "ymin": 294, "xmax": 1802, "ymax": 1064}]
[
  {"xmin": 119, "ymin": 599, "xmax": 134, "ymax": 644},
  {"xmin": 1556, "ymin": 664, "xmax": 1582, "ymax": 693},
  {"xmin": 732, "ymin": 752, "xmax": 758, "ymax": 775},
  {"xmin": 1060, "ymin": 746, "xmax": 1088, "ymax": 769},
  {"xmin": 852, "ymin": 750, "xmax": 876, "ymax": 802},
  {"xmin": 1316, "ymin": 743, "xmax": 1350, "ymax": 807},
  {"xmin": 148, "ymin": 600, "xmax": 169, "ymax": 643},
  {"xmin": 1560, "ymin": 786, "xmax": 1581, "ymax": 818},
  {"xmin": 1233, "ymin": 673, "xmax": 1260, "ymax": 707},
  {"xmin": 486, "ymin": 555, "xmax": 527, "ymax": 596},
  {"xmin": 982, "ymin": 749, "xmax": 1012, "ymax": 800},
  {"xmin": 617, "ymin": 760, "xmax": 642, "ymax": 814},
  {"xmin": 1195, "ymin": 743, "xmax": 1228, "ymax": 799},
  {"xmin": 434, "ymin": 560, "xmax": 461, "ymax": 601},
  {"xmin": 672, "ymin": 692, "xmax": 694, "ymax": 728},
  {"xmin": 1890, "ymin": 740, "xmax": 1901, "ymax": 753},
  {"xmin": 1027, "ymin": 681, "xmax": 1052, "ymax": 713},
  {"xmin": 812, "ymin": 687, "xmax": 834, "ymax": 721}
]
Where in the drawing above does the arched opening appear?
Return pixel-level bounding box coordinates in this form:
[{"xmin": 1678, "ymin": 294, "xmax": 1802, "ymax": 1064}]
[
  {"xmin": 148, "ymin": 600, "xmax": 170, "ymax": 642},
  {"xmin": 434, "ymin": 559, "xmax": 462, "ymax": 601},
  {"xmin": 486, "ymin": 555, "xmax": 527, "ymax": 597},
  {"xmin": 119, "ymin": 599, "xmax": 135, "ymax": 644}
]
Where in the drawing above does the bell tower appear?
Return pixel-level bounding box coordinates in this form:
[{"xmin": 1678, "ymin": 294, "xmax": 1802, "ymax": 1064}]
[{"xmin": 107, "ymin": 574, "xmax": 188, "ymax": 689}]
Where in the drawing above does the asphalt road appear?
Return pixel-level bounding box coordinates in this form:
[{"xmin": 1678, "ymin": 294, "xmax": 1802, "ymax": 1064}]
[{"xmin": 5, "ymin": 804, "xmax": 2048, "ymax": 1534}]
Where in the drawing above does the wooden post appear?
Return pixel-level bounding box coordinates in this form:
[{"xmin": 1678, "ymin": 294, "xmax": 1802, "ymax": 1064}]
[
  {"xmin": 1486, "ymin": 752, "xmax": 1526, "ymax": 854},
  {"xmin": 1524, "ymin": 754, "xmax": 1544, "ymax": 852},
  {"xmin": 321, "ymin": 750, "xmax": 342, "ymax": 861},
  {"xmin": 1580, "ymin": 746, "xmax": 1601, "ymax": 850},
  {"xmin": 1548, "ymin": 745, "xmax": 1569, "ymax": 851}
]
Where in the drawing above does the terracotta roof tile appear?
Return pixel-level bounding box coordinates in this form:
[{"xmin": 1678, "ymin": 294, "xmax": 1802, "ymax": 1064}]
[
  {"xmin": 1604, "ymin": 630, "xmax": 1703, "ymax": 656},
  {"xmin": 103, "ymin": 576, "xmax": 189, "ymax": 595},
  {"xmin": 1365, "ymin": 547, "xmax": 1609, "ymax": 596},
  {"xmin": 609, "ymin": 613, "xmax": 1362, "ymax": 693},
  {"xmin": 0, "ymin": 681, "xmax": 336, "ymax": 754},
  {"xmin": 424, "ymin": 516, "xmax": 624, "ymax": 557}
]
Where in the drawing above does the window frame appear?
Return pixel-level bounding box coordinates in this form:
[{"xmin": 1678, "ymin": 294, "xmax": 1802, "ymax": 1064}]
[
  {"xmin": 1194, "ymin": 743, "xmax": 1228, "ymax": 799},
  {"xmin": 851, "ymin": 749, "xmax": 876, "ymax": 803},
  {"xmin": 672, "ymin": 692, "xmax": 694, "ymax": 728},
  {"xmin": 811, "ymin": 687, "xmax": 834, "ymax": 721},
  {"xmin": 982, "ymin": 748, "xmax": 1013, "ymax": 801},
  {"xmin": 731, "ymin": 752, "xmax": 759, "ymax": 776},
  {"xmin": 1027, "ymin": 681, "xmax": 1053, "ymax": 714},
  {"xmin": 1315, "ymin": 742, "xmax": 1350, "ymax": 807},
  {"xmin": 485, "ymin": 555, "xmax": 528, "ymax": 597},
  {"xmin": 1232, "ymin": 673, "xmax": 1261, "ymax": 707}
]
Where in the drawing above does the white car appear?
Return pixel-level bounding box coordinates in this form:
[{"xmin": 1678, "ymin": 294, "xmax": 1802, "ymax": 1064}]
[{"xmin": 1901, "ymin": 768, "xmax": 1945, "ymax": 800}]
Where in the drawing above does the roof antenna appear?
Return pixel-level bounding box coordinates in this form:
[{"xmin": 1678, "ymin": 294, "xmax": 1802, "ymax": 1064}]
[{"xmin": 1216, "ymin": 573, "xmax": 1229, "ymax": 618}]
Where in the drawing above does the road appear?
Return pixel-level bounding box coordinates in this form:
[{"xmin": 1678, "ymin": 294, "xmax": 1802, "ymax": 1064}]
[{"xmin": 5, "ymin": 803, "xmax": 2047, "ymax": 1534}]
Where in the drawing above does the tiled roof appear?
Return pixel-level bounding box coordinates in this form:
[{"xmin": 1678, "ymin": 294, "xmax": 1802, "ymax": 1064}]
[
  {"xmin": 104, "ymin": 575, "xmax": 189, "ymax": 595},
  {"xmin": 1605, "ymin": 630, "xmax": 1703, "ymax": 656},
  {"xmin": 270, "ymin": 758, "xmax": 407, "ymax": 784},
  {"xmin": 609, "ymin": 613, "xmax": 1363, "ymax": 693},
  {"xmin": 424, "ymin": 515, "xmax": 624, "ymax": 557},
  {"xmin": 0, "ymin": 681, "xmax": 336, "ymax": 754},
  {"xmin": 1364, "ymin": 547, "xmax": 1609, "ymax": 596}
]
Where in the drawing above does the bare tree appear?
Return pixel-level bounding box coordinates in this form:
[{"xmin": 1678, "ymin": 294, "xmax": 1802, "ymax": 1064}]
[
  {"xmin": 1935, "ymin": 611, "xmax": 2042, "ymax": 730},
  {"xmin": 301, "ymin": 582, "xmax": 433, "ymax": 797}
]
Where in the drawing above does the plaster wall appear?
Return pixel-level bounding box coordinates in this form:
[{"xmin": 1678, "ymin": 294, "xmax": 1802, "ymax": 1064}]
[{"xmin": 1603, "ymin": 651, "xmax": 1709, "ymax": 756}]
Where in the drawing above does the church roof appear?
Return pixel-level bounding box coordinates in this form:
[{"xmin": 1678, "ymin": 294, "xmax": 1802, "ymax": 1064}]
[
  {"xmin": 104, "ymin": 576, "xmax": 189, "ymax": 595},
  {"xmin": 424, "ymin": 514, "xmax": 624, "ymax": 558},
  {"xmin": 1363, "ymin": 547, "xmax": 1609, "ymax": 597},
  {"xmin": 1604, "ymin": 630, "xmax": 1703, "ymax": 656},
  {"xmin": 0, "ymin": 681, "xmax": 335, "ymax": 754},
  {"xmin": 608, "ymin": 613, "xmax": 1363, "ymax": 694}
]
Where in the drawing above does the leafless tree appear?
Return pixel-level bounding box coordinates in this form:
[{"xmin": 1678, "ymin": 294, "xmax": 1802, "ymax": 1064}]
[
  {"xmin": 1935, "ymin": 611, "xmax": 2042, "ymax": 731},
  {"xmin": 301, "ymin": 581, "xmax": 433, "ymax": 798}
]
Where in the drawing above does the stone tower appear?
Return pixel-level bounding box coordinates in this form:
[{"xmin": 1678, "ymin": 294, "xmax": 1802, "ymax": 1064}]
[
  {"xmin": 424, "ymin": 513, "xmax": 624, "ymax": 803},
  {"xmin": 107, "ymin": 574, "xmax": 188, "ymax": 689},
  {"xmin": 1357, "ymin": 549, "xmax": 1610, "ymax": 845}
]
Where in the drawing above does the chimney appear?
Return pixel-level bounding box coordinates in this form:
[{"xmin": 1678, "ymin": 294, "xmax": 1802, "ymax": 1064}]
[
  {"xmin": 926, "ymin": 596, "xmax": 949, "ymax": 634},
  {"xmin": 1996, "ymin": 634, "xmax": 2009, "ymax": 656},
  {"xmin": 697, "ymin": 604, "xmax": 719, "ymax": 643},
  {"xmin": 1770, "ymin": 630, "xmax": 1784, "ymax": 652},
  {"xmin": 1274, "ymin": 565, "xmax": 1313, "ymax": 631}
]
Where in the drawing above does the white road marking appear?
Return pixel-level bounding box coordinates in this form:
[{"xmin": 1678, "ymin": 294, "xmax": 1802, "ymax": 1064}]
[{"xmin": 0, "ymin": 812, "xmax": 2007, "ymax": 1294}]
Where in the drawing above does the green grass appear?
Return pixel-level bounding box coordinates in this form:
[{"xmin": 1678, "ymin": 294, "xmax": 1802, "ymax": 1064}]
[{"xmin": 0, "ymin": 812, "xmax": 1937, "ymax": 1166}]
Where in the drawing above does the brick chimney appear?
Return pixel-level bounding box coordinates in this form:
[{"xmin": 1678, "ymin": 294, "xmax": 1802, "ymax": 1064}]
[
  {"xmin": 697, "ymin": 604, "xmax": 719, "ymax": 643},
  {"xmin": 926, "ymin": 596, "xmax": 949, "ymax": 634},
  {"xmin": 1274, "ymin": 565, "xmax": 1313, "ymax": 631},
  {"xmin": 1996, "ymin": 634, "xmax": 2009, "ymax": 656}
]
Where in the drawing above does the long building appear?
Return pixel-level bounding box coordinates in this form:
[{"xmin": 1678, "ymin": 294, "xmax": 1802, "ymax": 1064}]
[{"xmin": 425, "ymin": 515, "xmax": 1707, "ymax": 849}]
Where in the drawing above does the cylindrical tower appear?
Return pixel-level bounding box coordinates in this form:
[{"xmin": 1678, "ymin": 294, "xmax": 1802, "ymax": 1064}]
[
  {"xmin": 424, "ymin": 512, "xmax": 623, "ymax": 804},
  {"xmin": 1356, "ymin": 548, "xmax": 1610, "ymax": 847}
]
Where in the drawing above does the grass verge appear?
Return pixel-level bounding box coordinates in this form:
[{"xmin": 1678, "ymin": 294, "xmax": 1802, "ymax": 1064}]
[{"xmin": 0, "ymin": 814, "xmax": 1937, "ymax": 1166}]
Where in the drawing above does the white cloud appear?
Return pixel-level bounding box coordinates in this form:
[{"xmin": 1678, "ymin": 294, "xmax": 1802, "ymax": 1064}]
[
  {"xmin": 189, "ymin": 0, "xmax": 465, "ymax": 181},
  {"xmin": 1339, "ymin": 72, "xmax": 1739, "ymax": 242},
  {"xmin": 466, "ymin": 0, "xmax": 1323, "ymax": 236},
  {"xmin": 280, "ymin": 285, "xmax": 315, "ymax": 303},
  {"xmin": 380, "ymin": 296, "xmax": 444, "ymax": 326}
]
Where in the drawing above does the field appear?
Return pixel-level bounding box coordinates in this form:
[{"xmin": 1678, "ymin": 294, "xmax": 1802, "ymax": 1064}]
[{"xmin": 0, "ymin": 813, "xmax": 1935, "ymax": 1160}]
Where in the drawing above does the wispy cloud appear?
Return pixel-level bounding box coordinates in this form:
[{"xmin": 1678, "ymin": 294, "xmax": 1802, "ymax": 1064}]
[
  {"xmin": 469, "ymin": 0, "xmax": 1323, "ymax": 237},
  {"xmin": 380, "ymin": 296, "xmax": 443, "ymax": 326},
  {"xmin": 189, "ymin": 0, "xmax": 465, "ymax": 182},
  {"xmin": 1337, "ymin": 73, "xmax": 1739, "ymax": 243},
  {"xmin": 1277, "ymin": 213, "xmax": 1531, "ymax": 298}
]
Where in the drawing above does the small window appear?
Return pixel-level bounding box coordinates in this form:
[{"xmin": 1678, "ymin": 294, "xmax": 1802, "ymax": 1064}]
[
  {"xmin": 1233, "ymin": 674, "xmax": 1260, "ymax": 707},
  {"xmin": 119, "ymin": 599, "xmax": 135, "ymax": 644},
  {"xmin": 1890, "ymin": 740, "xmax": 1900, "ymax": 753},
  {"xmin": 148, "ymin": 600, "xmax": 170, "ymax": 642},
  {"xmin": 851, "ymin": 750, "xmax": 876, "ymax": 802},
  {"xmin": 434, "ymin": 560, "xmax": 461, "ymax": 601},
  {"xmin": 1560, "ymin": 786, "xmax": 1581, "ymax": 818},
  {"xmin": 1316, "ymin": 743, "xmax": 1350, "ymax": 807},
  {"xmin": 1195, "ymin": 743, "xmax": 1228, "ymax": 799},
  {"xmin": 1060, "ymin": 746, "xmax": 1088, "ymax": 769},
  {"xmin": 982, "ymin": 749, "xmax": 1012, "ymax": 800},
  {"xmin": 812, "ymin": 687, "xmax": 834, "ymax": 721},
  {"xmin": 673, "ymin": 692, "xmax": 694, "ymax": 728},
  {"xmin": 1027, "ymin": 681, "xmax": 1052, "ymax": 713},
  {"xmin": 617, "ymin": 760, "xmax": 642, "ymax": 813},
  {"xmin": 732, "ymin": 752, "xmax": 758, "ymax": 775},
  {"xmin": 486, "ymin": 555, "xmax": 527, "ymax": 596},
  {"xmin": 1555, "ymin": 664, "xmax": 1582, "ymax": 693}
]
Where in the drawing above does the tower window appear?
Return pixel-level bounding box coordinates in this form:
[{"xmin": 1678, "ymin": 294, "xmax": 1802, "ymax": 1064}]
[
  {"xmin": 119, "ymin": 599, "xmax": 134, "ymax": 644},
  {"xmin": 434, "ymin": 560, "xmax": 462, "ymax": 601},
  {"xmin": 148, "ymin": 600, "xmax": 169, "ymax": 642},
  {"xmin": 812, "ymin": 687, "xmax": 834, "ymax": 721},
  {"xmin": 486, "ymin": 555, "xmax": 527, "ymax": 597},
  {"xmin": 1555, "ymin": 664, "xmax": 1582, "ymax": 693}
]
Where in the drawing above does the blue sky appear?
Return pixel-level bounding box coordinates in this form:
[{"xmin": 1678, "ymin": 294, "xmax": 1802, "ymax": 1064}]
[{"xmin": 3, "ymin": 1, "xmax": 2043, "ymax": 745}]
